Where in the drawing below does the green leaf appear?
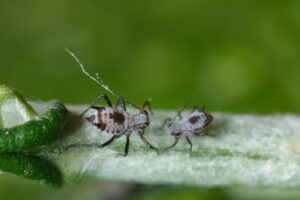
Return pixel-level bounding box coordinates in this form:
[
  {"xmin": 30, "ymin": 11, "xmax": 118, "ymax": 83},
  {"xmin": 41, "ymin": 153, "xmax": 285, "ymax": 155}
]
[
  {"xmin": 30, "ymin": 103, "xmax": 300, "ymax": 188},
  {"xmin": 0, "ymin": 102, "xmax": 68, "ymax": 151},
  {"xmin": 0, "ymin": 85, "xmax": 68, "ymax": 188},
  {"xmin": 0, "ymin": 152, "xmax": 62, "ymax": 188},
  {"xmin": 0, "ymin": 84, "xmax": 37, "ymax": 128}
]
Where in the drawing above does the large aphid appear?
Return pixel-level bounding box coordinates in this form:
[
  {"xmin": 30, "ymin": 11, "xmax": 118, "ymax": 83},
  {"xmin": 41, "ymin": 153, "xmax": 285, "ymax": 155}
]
[
  {"xmin": 65, "ymin": 48, "xmax": 158, "ymax": 156},
  {"xmin": 161, "ymin": 98, "xmax": 213, "ymax": 156}
]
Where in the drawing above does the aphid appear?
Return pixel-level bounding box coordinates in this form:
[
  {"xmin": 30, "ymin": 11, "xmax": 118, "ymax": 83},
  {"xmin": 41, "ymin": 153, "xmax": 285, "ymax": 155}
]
[
  {"xmin": 161, "ymin": 98, "xmax": 213, "ymax": 156},
  {"xmin": 65, "ymin": 48, "xmax": 158, "ymax": 156}
]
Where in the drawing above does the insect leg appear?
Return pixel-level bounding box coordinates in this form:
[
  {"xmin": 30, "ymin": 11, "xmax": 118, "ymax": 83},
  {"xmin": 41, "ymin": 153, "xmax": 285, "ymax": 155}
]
[
  {"xmin": 162, "ymin": 137, "xmax": 179, "ymax": 153},
  {"xmin": 192, "ymin": 106, "xmax": 205, "ymax": 113},
  {"xmin": 80, "ymin": 94, "xmax": 112, "ymax": 117},
  {"xmin": 140, "ymin": 100, "xmax": 153, "ymax": 115},
  {"xmin": 123, "ymin": 134, "xmax": 130, "ymax": 156},
  {"xmin": 115, "ymin": 98, "xmax": 126, "ymax": 111},
  {"xmin": 138, "ymin": 130, "xmax": 159, "ymax": 154},
  {"xmin": 66, "ymin": 143, "xmax": 102, "ymax": 149},
  {"xmin": 115, "ymin": 98, "xmax": 121, "ymax": 108},
  {"xmin": 160, "ymin": 118, "xmax": 172, "ymax": 129},
  {"xmin": 195, "ymin": 132, "xmax": 209, "ymax": 136},
  {"xmin": 101, "ymin": 135, "xmax": 118, "ymax": 147},
  {"xmin": 172, "ymin": 95, "xmax": 193, "ymax": 120},
  {"xmin": 178, "ymin": 111, "xmax": 183, "ymax": 120},
  {"xmin": 174, "ymin": 107, "xmax": 184, "ymax": 120},
  {"xmin": 186, "ymin": 136, "xmax": 193, "ymax": 156},
  {"xmin": 65, "ymin": 135, "xmax": 117, "ymax": 150}
]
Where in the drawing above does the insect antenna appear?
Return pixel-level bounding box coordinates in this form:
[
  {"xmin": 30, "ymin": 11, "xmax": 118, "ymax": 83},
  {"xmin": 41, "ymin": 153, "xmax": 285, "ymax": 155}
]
[{"xmin": 65, "ymin": 48, "xmax": 140, "ymax": 110}]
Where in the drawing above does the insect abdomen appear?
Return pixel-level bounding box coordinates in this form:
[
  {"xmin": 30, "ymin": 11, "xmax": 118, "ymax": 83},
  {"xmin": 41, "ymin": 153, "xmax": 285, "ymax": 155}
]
[
  {"xmin": 89, "ymin": 107, "xmax": 135, "ymax": 135},
  {"xmin": 169, "ymin": 111, "xmax": 212, "ymax": 135}
]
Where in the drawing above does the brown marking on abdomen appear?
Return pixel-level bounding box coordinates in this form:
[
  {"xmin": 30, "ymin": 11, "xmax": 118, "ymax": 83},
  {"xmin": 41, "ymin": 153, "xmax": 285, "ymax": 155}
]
[
  {"xmin": 96, "ymin": 107, "xmax": 106, "ymax": 131},
  {"xmin": 189, "ymin": 116, "xmax": 200, "ymax": 124},
  {"xmin": 96, "ymin": 123, "xmax": 107, "ymax": 131},
  {"xmin": 89, "ymin": 115, "xmax": 95, "ymax": 122},
  {"xmin": 109, "ymin": 111, "xmax": 125, "ymax": 125},
  {"xmin": 97, "ymin": 110, "xmax": 102, "ymax": 123}
]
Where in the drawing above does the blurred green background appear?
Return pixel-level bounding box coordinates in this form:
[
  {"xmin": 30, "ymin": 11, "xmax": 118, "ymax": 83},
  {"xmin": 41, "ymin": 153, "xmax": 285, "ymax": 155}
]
[
  {"xmin": 1, "ymin": 0, "xmax": 300, "ymax": 113},
  {"xmin": 1, "ymin": 0, "xmax": 300, "ymax": 199}
]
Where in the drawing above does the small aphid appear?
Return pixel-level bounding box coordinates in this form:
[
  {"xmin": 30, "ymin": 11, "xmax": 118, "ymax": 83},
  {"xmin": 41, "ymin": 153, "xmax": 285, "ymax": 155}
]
[
  {"xmin": 161, "ymin": 98, "xmax": 213, "ymax": 156},
  {"xmin": 65, "ymin": 48, "xmax": 158, "ymax": 156}
]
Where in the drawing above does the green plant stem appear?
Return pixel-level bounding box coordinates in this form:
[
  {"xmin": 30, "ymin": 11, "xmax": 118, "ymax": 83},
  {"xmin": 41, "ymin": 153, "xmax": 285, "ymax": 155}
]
[
  {"xmin": 26, "ymin": 103, "xmax": 300, "ymax": 188},
  {"xmin": 1, "ymin": 98, "xmax": 300, "ymax": 188}
]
